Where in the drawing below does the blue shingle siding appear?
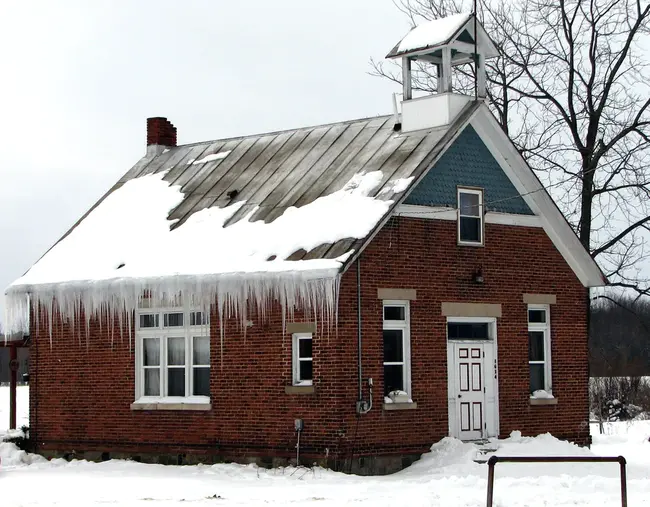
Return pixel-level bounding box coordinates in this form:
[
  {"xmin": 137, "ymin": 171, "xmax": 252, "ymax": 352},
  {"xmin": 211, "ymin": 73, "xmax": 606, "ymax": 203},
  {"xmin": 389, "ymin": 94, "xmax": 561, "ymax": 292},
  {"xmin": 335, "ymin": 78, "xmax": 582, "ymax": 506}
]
[{"xmin": 404, "ymin": 125, "xmax": 534, "ymax": 215}]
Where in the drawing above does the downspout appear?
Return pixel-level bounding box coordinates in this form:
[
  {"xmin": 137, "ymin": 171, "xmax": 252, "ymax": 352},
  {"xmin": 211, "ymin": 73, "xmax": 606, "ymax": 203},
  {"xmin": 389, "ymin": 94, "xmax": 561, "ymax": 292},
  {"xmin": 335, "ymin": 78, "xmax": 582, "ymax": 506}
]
[
  {"xmin": 357, "ymin": 259, "xmax": 363, "ymax": 403},
  {"xmin": 356, "ymin": 259, "xmax": 373, "ymax": 414}
]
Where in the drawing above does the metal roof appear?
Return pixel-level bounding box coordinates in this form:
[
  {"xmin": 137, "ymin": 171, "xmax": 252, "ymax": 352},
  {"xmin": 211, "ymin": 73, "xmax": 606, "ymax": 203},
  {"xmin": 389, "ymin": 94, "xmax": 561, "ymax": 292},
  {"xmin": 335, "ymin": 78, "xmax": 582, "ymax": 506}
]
[{"xmin": 112, "ymin": 104, "xmax": 479, "ymax": 268}]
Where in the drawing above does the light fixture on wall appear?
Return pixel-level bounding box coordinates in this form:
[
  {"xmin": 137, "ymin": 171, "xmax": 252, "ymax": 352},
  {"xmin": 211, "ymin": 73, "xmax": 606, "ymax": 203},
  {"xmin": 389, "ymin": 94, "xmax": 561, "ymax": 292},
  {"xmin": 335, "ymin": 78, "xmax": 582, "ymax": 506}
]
[{"xmin": 473, "ymin": 267, "xmax": 484, "ymax": 284}]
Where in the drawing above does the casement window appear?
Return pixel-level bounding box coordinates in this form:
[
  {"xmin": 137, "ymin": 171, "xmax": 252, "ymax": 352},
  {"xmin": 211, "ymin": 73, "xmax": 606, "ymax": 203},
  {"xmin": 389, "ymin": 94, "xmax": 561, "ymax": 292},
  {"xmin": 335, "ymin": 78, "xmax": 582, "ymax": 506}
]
[
  {"xmin": 292, "ymin": 333, "xmax": 313, "ymax": 386},
  {"xmin": 528, "ymin": 305, "xmax": 552, "ymax": 394},
  {"xmin": 458, "ymin": 187, "xmax": 484, "ymax": 245},
  {"xmin": 383, "ymin": 300, "xmax": 411, "ymax": 397},
  {"xmin": 136, "ymin": 305, "xmax": 210, "ymax": 401}
]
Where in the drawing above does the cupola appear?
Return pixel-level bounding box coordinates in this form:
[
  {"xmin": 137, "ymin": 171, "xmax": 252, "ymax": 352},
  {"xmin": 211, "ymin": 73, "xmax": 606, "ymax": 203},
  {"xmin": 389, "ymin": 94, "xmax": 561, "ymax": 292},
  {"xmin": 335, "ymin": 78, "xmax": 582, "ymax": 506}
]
[{"xmin": 386, "ymin": 13, "xmax": 499, "ymax": 132}]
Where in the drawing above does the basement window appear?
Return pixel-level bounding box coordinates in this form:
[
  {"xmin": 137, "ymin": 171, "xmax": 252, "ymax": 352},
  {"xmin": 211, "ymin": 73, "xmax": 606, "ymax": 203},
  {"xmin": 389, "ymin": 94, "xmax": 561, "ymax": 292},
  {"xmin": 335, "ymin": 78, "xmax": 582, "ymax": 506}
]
[
  {"xmin": 292, "ymin": 333, "xmax": 313, "ymax": 386},
  {"xmin": 458, "ymin": 187, "xmax": 484, "ymax": 245},
  {"xmin": 135, "ymin": 305, "xmax": 210, "ymax": 402},
  {"xmin": 383, "ymin": 300, "xmax": 411, "ymax": 399},
  {"xmin": 528, "ymin": 305, "xmax": 552, "ymax": 395}
]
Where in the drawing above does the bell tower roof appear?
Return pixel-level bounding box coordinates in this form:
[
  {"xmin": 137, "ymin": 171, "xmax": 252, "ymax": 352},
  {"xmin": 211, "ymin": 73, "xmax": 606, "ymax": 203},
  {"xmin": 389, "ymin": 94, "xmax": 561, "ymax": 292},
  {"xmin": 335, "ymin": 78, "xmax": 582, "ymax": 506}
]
[{"xmin": 386, "ymin": 12, "xmax": 499, "ymax": 62}]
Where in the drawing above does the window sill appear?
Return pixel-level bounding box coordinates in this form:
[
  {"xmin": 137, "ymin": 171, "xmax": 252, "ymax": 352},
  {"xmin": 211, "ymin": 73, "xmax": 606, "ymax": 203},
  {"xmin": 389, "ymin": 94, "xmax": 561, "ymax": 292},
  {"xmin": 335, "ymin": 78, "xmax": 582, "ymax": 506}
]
[
  {"xmin": 529, "ymin": 397, "xmax": 558, "ymax": 406},
  {"xmin": 285, "ymin": 385, "xmax": 315, "ymax": 395},
  {"xmin": 383, "ymin": 402, "xmax": 418, "ymax": 411},
  {"xmin": 457, "ymin": 241, "xmax": 484, "ymax": 247},
  {"xmin": 131, "ymin": 397, "xmax": 211, "ymax": 411}
]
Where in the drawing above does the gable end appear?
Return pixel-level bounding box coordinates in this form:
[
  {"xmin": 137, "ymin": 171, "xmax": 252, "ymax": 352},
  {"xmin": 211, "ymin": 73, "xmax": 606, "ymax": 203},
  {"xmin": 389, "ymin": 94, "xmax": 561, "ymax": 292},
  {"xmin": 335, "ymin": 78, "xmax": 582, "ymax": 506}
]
[{"xmin": 404, "ymin": 125, "xmax": 533, "ymax": 215}]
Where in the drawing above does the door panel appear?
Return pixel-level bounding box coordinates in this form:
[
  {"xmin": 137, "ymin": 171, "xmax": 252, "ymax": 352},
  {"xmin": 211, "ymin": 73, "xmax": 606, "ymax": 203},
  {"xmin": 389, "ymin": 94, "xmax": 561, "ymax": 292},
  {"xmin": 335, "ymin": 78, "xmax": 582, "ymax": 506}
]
[{"xmin": 453, "ymin": 344, "xmax": 485, "ymax": 440}]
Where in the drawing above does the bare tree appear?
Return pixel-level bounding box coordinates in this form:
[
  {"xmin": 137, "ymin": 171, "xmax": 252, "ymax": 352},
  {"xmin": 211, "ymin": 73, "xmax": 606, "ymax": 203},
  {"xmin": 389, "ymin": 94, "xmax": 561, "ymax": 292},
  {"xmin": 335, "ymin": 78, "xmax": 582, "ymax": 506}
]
[{"xmin": 372, "ymin": 0, "xmax": 650, "ymax": 295}]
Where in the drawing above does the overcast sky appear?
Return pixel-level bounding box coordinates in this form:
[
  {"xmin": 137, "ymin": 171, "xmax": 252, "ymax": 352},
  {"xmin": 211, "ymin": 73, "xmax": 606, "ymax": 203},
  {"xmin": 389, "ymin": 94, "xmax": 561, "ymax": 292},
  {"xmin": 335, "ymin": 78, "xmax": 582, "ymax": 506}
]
[{"xmin": 0, "ymin": 0, "xmax": 409, "ymax": 326}]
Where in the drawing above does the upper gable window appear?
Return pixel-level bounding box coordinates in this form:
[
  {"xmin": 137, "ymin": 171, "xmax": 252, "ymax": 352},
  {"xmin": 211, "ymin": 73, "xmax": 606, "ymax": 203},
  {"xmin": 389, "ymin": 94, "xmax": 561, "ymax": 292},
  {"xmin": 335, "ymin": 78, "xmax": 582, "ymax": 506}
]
[{"xmin": 458, "ymin": 188, "xmax": 484, "ymax": 245}]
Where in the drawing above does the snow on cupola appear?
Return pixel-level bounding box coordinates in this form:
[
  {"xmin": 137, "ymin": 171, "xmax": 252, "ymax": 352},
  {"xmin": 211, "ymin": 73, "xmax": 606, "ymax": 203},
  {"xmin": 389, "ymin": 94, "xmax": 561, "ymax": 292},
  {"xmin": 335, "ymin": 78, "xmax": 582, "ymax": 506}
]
[{"xmin": 386, "ymin": 12, "xmax": 499, "ymax": 132}]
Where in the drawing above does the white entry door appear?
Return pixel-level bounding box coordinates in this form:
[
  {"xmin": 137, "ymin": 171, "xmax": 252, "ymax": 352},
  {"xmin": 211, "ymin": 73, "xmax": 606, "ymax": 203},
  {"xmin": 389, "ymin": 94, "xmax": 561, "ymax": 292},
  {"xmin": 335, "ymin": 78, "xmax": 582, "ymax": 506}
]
[{"xmin": 453, "ymin": 343, "xmax": 486, "ymax": 440}]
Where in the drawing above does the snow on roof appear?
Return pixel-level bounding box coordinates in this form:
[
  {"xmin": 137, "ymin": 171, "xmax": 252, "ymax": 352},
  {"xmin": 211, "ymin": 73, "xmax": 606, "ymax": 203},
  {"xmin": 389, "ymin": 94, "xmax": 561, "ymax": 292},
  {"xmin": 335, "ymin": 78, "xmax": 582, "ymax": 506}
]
[
  {"xmin": 188, "ymin": 150, "xmax": 231, "ymax": 165},
  {"xmin": 5, "ymin": 170, "xmax": 396, "ymax": 335},
  {"xmin": 10, "ymin": 170, "xmax": 388, "ymax": 288},
  {"xmin": 397, "ymin": 12, "xmax": 471, "ymax": 54},
  {"xmin": 4, "ymin": 111, "xmax": 474, "ymax": 336}
]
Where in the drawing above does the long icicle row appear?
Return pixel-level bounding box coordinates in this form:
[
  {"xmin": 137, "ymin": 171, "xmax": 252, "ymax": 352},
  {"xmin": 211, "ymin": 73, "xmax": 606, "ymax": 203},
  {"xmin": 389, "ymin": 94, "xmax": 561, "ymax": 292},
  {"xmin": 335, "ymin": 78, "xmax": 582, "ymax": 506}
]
[{"xmin": 4, "ymin": 271, "xmax": 341, "ymax": 344}]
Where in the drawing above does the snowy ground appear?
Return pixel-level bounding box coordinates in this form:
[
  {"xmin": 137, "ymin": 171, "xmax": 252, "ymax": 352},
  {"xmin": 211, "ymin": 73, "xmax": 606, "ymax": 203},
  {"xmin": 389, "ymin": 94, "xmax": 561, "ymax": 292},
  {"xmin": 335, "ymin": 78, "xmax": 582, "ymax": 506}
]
[{"xmin": 1, "ymin": 386, "xmax": 649, "ymax": 506}]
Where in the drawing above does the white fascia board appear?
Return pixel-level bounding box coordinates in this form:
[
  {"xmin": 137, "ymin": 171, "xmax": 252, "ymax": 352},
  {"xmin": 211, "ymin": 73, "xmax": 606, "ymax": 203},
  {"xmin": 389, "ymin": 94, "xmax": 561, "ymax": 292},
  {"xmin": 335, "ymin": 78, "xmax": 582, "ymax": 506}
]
[
  {"xmin": 397, "ymin": 204, "xmax": 542, "ymax": 227},
  {"xmin": 470, "ymin": 107, "xmax": 606, "ymax": 287}
]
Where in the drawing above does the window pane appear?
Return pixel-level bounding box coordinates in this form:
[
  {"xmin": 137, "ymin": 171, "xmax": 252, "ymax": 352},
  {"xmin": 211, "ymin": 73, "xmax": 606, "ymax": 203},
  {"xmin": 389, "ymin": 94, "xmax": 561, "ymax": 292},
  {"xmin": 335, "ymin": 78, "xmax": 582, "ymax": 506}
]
[
  {"xmin": 529, "ymin": 331, "xmax": 545, "ymax": 361},
  {"xmin": 383, "ymin": 306, "xmax": 406, "ymax": 321},
  {"xmin": 530, "ymin": 363, "xmax": 545, "ymax": 392},
  {"xmin": 140, "ymin": 314, "xmax": 159, "ymax": 328},
  {"xmin": 299, "ymin": 360, "xmax": 313, "ymax": 381},
  {"xmin": 383, "ymin": 330, "xmax": 404, "ymax": 363},
  {"xmin": 193, "ymin": 336, "xmax": 209, "ymax": 365},
  {"xmin": 384, "ymin": 364, "xmax": 404, "ymax": 396},
  {"xmin": 164, "ymin": 312, "xmax": 184, "ymax": 327},
  {"xmin": 168, "ymin": 337, "xmax": 185, "ymax": 366},
  {"xmin": 459, "ymin": 192, "xmax": 480, "ymax": 216},
  {"xmin": 298, "ymin": 337, "xmax": 312, "ymax": 358},
  {"xmin": 459, "ymin": 216, "xmax": 481, "ymax": 242},
  {"xmin": 168, "ymin": 368, "xmax": 185, "ymax": 396},
  {"xmin": 144, "ymin": 369, "xmax": 160, "ymax": 396},
  {"xmin": 528, "ymin": 309, "xmax": 547, "ymax": 324},
  {"xmin": 190, "ymin": 311, "xmax": 207, "ymax": 326},
  {"xmin": 143, "ymin": 338, "xmax": 160, "ymax": 366},
  {"xmin": 448, "ymin": 323, "xmax": 489, "ymax": 340},
  {"xmin": 193, "ymin": 367, "xmax": 210, "ymax": 396}
]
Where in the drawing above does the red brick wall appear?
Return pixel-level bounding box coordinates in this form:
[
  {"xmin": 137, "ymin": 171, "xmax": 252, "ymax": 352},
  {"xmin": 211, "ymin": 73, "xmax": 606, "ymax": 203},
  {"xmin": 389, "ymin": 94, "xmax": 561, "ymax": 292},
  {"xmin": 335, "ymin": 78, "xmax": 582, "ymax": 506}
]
[
  {"xmin": 29, "ymin": 215, "xmax": 590, "ymax": 464},
  {"xmin": 335, "ymin": 216, "xmax": 590, "ymax": 453}
]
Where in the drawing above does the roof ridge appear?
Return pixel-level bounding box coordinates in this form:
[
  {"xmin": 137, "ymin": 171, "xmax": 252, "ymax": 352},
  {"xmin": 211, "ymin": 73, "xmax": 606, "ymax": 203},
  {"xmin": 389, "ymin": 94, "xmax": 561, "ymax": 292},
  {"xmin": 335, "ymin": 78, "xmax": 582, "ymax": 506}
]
[{"xmin": 175, "ymin": 114, "xmax": 393, "ymax": 148}]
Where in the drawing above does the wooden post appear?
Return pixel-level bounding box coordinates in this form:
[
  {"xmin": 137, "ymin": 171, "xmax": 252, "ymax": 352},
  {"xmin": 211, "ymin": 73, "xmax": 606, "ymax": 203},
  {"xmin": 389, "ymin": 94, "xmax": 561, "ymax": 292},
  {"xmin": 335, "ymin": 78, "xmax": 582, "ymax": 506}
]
[
  {"xmin": 477, "ymin": 53, "xmax": 487, "ymax": 98},
  {"xmin": 402, "ymin": 57, "xmax": 412, "ymax": 100},
  {"xmin": 441, "ymin": 47, "xmax": 452, "ymax": 93},
  {"xmin": 9, "ymin": 343, "xmax": 17, "ymax": 429}
]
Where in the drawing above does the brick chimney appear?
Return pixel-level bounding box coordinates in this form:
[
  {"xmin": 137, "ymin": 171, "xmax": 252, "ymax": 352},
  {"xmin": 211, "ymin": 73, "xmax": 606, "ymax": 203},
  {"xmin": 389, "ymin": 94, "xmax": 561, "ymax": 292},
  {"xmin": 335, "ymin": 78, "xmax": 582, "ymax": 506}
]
[{"xmin": 146, "ymin": 117, "xmax": 177, "ymax": 156}]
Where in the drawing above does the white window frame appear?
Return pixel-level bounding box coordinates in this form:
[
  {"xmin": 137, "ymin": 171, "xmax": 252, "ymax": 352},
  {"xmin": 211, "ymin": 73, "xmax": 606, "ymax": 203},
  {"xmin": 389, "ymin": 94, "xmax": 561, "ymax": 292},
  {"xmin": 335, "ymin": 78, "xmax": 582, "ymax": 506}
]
[
  {"xmin": 457, "ymin": 187, "xmax": 484, "ymax": 246},
  {"xmin": 135, "ymin": 305, "xmax": 210, "ymax": 403},
  {"xmin": 528, "ymin": 304, "xmax": 552, "ymax": 395},
  {"xmin": 382, "ymin": 300, "xmax": 411, "ymax": 399},
  {"xmin": 292, "ymin": 333, "xmax": 313, "ymax": 386},
  {"xmin": 446, "ymin": 316, "xmax": 496, "ymax": 340}
]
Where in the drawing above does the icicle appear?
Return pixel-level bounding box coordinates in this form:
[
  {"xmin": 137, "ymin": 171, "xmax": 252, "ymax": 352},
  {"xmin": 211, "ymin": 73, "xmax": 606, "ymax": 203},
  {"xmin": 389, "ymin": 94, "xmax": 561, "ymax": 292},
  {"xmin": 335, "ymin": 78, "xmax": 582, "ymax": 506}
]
[{"xmin": 4, "ymin": 270, "xmax": 342, "ymax": 354}]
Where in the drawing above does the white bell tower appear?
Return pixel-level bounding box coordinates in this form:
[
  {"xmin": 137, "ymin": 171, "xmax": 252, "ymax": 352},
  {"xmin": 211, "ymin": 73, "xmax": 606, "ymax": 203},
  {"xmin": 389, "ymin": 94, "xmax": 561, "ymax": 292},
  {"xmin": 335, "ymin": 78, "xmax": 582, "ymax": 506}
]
[{"xmin": 386, "ymin": 13, "xmax": 499, "ymax": 132}]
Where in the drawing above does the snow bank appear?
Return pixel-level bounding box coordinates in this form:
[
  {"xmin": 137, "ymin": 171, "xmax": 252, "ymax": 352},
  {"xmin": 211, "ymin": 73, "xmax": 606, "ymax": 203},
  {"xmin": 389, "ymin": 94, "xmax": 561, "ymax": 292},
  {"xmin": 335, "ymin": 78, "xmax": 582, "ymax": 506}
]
[
  {"xmin": 397, "ymin": 13, "xmax": 471, "ymax": 54},
  {"xmin": 0, "ymin": 442, "xmax": 47, "ymax": 467},
  {"xmin": 5, "ymin": 170, "xmax": 393, "ymax": 336}
]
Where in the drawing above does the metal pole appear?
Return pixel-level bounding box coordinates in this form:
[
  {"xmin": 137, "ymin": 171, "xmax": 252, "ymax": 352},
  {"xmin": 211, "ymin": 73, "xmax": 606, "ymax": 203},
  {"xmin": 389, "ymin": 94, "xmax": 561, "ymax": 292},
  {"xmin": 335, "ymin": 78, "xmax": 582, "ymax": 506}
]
[
  {"xmin": 619, "ymin": 457, "xmax": 627, "ymax": 507},
  {"xmin": 486, "ymin": 456, "xmax": 497, "ymax": 507},
  {"xmin": 9, "ymin": 344, "xmax": 17, "ymax": 429}
]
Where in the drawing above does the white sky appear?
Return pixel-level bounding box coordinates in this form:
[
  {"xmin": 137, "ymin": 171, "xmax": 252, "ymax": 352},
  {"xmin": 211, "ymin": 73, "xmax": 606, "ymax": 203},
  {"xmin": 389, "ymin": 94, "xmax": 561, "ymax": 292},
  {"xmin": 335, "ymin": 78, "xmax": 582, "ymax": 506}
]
[{"xmin": 0, "ymin": 0, "xmax": 409, "ymax": 327}]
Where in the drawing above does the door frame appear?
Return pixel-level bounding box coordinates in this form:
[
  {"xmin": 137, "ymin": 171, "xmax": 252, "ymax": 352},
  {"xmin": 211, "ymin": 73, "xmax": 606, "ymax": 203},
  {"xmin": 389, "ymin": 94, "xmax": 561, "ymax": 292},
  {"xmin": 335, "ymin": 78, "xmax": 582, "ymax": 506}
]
[{"xmin": 446, "ymin": 316, "xmax": 500, "ymax": 440}]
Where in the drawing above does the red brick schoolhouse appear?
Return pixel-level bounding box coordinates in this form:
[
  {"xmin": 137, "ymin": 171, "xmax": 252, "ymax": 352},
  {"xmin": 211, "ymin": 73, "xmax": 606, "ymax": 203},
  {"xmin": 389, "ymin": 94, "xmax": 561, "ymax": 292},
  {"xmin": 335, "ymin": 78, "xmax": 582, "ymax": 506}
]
[{"xmin": 6, "ymin": 14, "xmax": 605, "ymax": 474}]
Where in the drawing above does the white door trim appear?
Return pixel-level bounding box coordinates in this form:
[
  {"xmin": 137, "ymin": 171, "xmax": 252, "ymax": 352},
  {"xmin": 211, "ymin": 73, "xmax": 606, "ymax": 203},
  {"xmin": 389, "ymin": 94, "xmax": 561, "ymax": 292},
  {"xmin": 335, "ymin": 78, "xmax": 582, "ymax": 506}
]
[{"xmin": 446, "ymin": 317, "xmax": 500, "ymax": 440}]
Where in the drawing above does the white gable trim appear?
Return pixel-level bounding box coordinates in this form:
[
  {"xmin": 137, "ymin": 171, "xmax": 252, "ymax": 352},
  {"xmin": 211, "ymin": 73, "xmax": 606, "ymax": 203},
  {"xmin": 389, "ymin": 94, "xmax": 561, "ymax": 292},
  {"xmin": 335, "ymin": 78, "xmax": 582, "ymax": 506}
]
[
  {"xmin": 397, "ymin": 204, "xmax": 543, "ymax": 227},
  {"xmin": 469, "ymin": 107, "xmax": 605, "ymax": 287}
]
